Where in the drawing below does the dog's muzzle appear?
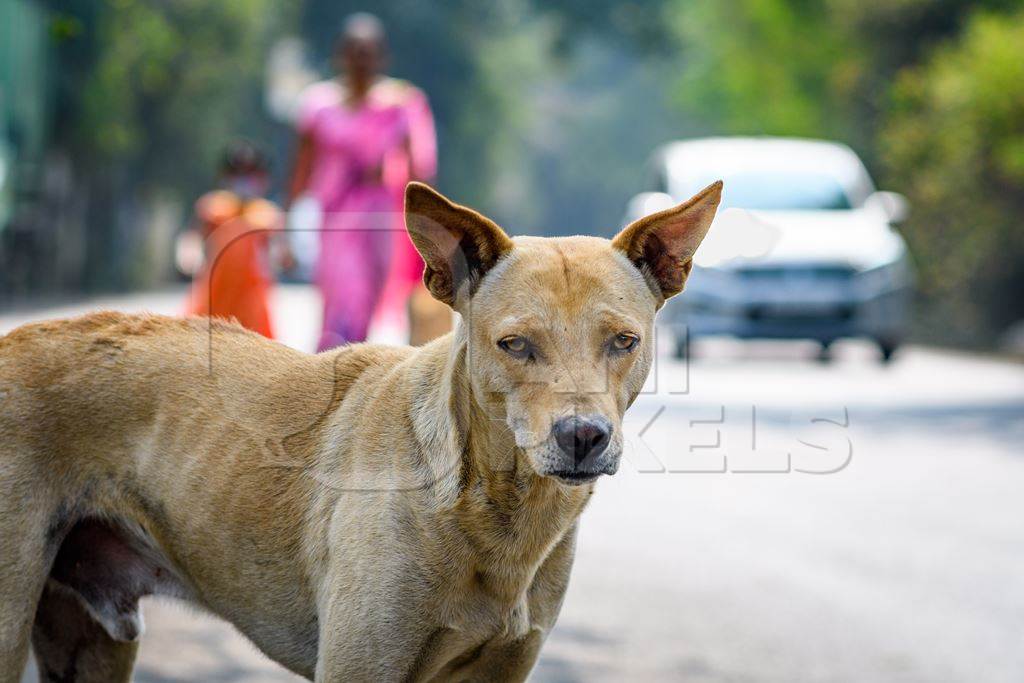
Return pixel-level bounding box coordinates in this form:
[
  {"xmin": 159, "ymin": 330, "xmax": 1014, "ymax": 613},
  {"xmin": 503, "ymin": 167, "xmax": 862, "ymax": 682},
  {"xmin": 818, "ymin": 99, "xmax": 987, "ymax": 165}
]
[{"xmin": 548, "ymin": 415, "xmax": 615, "ymax": 485}]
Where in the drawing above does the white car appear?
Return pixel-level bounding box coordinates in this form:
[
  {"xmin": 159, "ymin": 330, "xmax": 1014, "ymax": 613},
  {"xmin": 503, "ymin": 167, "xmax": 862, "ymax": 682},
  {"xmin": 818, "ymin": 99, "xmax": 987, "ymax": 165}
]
[{"xmin": 625, "ymin": 137, "xmax": 913, "ymax": 362}]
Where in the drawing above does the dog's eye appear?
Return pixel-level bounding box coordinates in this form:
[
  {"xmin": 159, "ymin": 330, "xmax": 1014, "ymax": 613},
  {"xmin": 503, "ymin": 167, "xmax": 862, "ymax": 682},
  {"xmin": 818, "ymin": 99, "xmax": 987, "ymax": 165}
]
[
  {"xmin": 498, "ymin": 336, "xmax": 531, "ymax": 358},
  {"xmin": 612, "ymin": 333, "xmax": 640, "ymax": 353}
]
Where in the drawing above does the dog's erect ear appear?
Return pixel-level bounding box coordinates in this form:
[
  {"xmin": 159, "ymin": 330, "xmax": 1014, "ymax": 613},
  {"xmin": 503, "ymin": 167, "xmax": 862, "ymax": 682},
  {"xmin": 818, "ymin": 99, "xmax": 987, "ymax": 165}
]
[
  {"xmin": 612, "ymin": 180, "xmax": 723, "ymax": 301},
  {"xmin": 405, "ymin": 182, "xmax": 514, "ymax": 307}
]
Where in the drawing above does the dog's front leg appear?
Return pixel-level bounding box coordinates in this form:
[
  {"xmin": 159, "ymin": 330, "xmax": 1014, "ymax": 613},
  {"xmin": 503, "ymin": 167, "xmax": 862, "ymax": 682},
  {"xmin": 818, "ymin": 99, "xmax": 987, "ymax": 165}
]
[
  {"xmin": 456, "ymin": 629, "xmax": 546, "ymax": 682},
  {"xmin": 314, "ymin": 561, "xmax": 444, "ymax": 683},
  {"xmin": 315, "ymin": 598, "xmax": 445, "ymax": 683},
  {"xmin": 451, "ymin": 522, "xmax": 578, "ymax": 682}
]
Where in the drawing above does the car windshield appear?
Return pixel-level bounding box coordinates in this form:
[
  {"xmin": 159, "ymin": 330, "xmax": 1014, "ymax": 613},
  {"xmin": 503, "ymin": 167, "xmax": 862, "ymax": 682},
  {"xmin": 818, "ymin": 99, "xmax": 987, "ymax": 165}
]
[{"xmin": 681, "ymin": 171, "xmax": 853, "ymax": 210}]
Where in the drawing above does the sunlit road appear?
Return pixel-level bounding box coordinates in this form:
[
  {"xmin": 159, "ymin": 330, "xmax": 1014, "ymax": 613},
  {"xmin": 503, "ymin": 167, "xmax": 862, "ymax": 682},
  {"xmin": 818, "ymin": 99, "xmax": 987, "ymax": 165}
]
[{"xmin": 7, "ymin": 286, "xmax": 1023, "ymax": 683}]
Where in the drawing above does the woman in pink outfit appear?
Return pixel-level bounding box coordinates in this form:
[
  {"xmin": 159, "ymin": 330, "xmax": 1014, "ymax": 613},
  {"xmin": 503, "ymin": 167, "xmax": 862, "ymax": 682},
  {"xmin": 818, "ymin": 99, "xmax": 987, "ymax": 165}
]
[{"xmin": 289, "ymin": 13, "xmax": 437, "ymax": 351}]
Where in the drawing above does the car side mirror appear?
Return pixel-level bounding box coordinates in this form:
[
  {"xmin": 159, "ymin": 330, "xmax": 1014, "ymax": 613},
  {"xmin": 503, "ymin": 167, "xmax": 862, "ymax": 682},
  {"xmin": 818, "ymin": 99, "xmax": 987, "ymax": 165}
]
[
  {"xmin": 622, "ymin": 192, "xmax": 676, "ymax": 225},
  {"xmin": 865, "ymin": 191, "xmax": 909, "ymax": 224}
]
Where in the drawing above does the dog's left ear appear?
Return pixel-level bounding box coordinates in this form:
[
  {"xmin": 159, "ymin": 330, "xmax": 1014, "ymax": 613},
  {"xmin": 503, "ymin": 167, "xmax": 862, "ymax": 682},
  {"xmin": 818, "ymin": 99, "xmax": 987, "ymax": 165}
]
[
  {"xmin": 612, "ymin": 180, "xmax": 723, "ymax": 301},
  {"xmin": 405, "ymin": 182, "xmax": 514, "ymax": 308}
]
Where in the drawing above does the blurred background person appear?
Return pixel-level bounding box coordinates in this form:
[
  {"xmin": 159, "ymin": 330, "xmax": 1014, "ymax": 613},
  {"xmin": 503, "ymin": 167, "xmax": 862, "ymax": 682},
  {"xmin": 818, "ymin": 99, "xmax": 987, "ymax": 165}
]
[
  {"xmin": 287, "ymin": 12, "xmax": 441, "ymax": 351},
  {"xmin": 181, "ymin": 140, "xmax": 281, "ymax": 338}
]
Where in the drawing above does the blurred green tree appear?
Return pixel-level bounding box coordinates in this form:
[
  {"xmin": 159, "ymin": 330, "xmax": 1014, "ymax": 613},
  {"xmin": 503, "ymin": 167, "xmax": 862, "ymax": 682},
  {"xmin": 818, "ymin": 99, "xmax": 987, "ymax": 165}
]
[
  {"xmin": 668, "ymin": 0, "xmax": 857, "ymax": 141},
  {"xmin": 46, "ymin": 0, "xmax": 292, "ymax": 289},
  {"xmin": 881, "ymin": 9, "xmax": 1024, "ymax": 344}
]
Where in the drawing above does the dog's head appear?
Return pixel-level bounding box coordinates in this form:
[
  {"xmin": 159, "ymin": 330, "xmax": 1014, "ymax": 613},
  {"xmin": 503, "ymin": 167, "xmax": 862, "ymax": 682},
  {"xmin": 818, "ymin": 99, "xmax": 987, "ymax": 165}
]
[{"xmin": 405, "ymin": 181, "xmax": 721, "ymax": 486}]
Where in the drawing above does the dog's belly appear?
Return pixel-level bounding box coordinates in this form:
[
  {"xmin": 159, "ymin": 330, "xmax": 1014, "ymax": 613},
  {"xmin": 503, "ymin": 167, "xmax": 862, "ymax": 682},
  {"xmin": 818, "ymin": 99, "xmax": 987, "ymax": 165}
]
[
  {"xmin": 47, "ymin": 515, "xmax": 320, "ymax": 678},
  {"xmin": 47, "ymin": 517, "xmax": 193, "ymax": 643}
]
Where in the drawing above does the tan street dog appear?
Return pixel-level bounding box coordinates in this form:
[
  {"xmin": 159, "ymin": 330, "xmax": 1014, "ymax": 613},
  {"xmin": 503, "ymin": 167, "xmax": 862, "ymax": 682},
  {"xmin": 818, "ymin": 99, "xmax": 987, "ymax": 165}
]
[{"xmin": 0, "ymin": 180, "xmax": 721, "ymax": 682}]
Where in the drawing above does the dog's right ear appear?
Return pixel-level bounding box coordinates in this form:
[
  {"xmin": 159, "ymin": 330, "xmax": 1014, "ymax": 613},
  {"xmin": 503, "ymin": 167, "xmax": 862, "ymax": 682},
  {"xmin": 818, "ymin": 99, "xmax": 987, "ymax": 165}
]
[
  {"xmin": 612, "ymin": 180, "xmax": 722, "ymax": 303},
  {"xmin": 405, "ymin": 182, "xmax": 514, "ymax": 307}
]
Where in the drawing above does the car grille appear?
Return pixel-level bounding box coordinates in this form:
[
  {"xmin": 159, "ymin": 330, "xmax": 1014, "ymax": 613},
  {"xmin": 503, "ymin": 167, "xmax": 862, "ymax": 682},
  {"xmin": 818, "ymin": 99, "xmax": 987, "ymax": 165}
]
[
  {"xmin": 733, "ymin": 264, "xmax": 857, "ymax": 318},
  {"xmin": 745, "ymin": 304, "xmax": 855, "ymax": 322},
  {"xmin": 735, "ymin": 265, "xmax": 856, "ymax": 283}
]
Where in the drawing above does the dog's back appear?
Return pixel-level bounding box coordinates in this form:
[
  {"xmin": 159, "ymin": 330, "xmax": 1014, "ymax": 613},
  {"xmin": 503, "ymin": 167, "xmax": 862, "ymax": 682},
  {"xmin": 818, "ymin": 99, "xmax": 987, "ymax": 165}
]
[
  {"xmin": 0, "ymin": 311, "xmax": 415, "ymax": 463},
  {"xmin": 3, "ymin": 313, "xmax": 308, "ymax": 477}
]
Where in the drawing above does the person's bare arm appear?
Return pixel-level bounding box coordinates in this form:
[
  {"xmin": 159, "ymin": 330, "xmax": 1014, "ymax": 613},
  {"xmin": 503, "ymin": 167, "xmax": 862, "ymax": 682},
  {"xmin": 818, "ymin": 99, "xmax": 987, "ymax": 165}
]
[
  {"xmin": 279, "ymin": 132, "xmax": 315, "ymax": 271},
  {"xmin": 287, "ymin": 132, "xmax": 315, "ymax": 207},
  {"xmin": 406, "ymin": 89, "xmax": 437, "ymax": 183}
]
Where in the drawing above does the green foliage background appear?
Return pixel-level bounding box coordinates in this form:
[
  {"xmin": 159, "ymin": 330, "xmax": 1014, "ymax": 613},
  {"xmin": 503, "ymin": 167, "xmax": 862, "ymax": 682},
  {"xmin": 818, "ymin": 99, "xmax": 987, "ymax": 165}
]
[{"xmin": 9, "ymin": 0, "xmax": 1024, "ymax": 346}]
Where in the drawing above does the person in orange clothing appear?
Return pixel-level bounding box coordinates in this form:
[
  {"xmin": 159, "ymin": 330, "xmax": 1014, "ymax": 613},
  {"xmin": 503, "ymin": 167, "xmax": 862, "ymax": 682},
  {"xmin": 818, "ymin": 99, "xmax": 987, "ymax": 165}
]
[{"xmin": 183, "ymin": 141, "xmax": 282, "ymax": 338}]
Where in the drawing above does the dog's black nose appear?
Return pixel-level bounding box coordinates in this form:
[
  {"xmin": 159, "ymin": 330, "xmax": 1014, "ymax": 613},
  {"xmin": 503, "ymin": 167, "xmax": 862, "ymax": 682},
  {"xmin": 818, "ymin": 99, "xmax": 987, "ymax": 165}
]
[{"xmin": 553, "ymin": 416, "xmax": 612, "ymax": 465}]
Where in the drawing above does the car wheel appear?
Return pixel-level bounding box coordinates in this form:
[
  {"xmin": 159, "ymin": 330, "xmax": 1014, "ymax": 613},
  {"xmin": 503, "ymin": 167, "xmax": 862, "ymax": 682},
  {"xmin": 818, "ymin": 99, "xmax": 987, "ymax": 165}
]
[
  {"xmin": 674, "ymin": 336, "xmax": 689, "ymax": 360},
  {"xmin": 877, "ymin": 339, "xmax": 899, "ymax": 364},
  {"xmin": 816, "ymin": 341, "xmax": 834, "ymax": 363}
]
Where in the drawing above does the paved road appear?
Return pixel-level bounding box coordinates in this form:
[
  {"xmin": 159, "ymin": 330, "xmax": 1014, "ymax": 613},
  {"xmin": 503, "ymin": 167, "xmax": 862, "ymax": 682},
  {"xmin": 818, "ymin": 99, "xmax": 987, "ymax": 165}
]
[{"xmin": 8, "ymin": 286, "xmax": 1023, "ymax": 682}]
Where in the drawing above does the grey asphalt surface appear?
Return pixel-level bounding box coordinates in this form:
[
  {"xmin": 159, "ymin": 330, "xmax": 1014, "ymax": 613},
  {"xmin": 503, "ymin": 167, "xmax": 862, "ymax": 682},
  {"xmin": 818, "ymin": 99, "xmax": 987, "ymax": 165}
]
[{"xmin": 8, "ymin": 285, "xmax": 1024, "ymax": 683}]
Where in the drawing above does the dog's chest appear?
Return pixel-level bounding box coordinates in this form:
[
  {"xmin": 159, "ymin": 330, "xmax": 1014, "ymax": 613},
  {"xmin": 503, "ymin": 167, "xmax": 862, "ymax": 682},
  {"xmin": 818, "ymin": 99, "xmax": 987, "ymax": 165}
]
[
  {"xmin": 440, "ymin": 569, "xmax": 536, "ymax": 641},
  {"xmin": 410, "ymin": 588, "xmax": 537, "ymax": 682}
]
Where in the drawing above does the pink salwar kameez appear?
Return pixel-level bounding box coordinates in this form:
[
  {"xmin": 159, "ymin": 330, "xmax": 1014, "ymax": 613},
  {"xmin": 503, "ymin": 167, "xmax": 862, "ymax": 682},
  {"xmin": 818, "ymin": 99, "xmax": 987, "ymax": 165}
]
[{"xmin": 298, "ymin": 77, "xmax": 437, "ymax": 351}]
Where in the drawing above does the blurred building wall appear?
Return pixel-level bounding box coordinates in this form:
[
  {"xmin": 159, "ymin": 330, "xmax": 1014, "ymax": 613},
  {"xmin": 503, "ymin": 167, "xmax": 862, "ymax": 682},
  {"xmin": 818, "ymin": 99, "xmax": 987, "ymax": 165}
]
[
  {"xmin": 0, "ymin": 0, "xmax": 54, "ymax": 299},
  {"xmin": 0, "ymin": 0, "xmax": 94, "ymax": 303},
  {"xmin": 0, "ymin": 0, "xmax": 51, "ymax": 205}
]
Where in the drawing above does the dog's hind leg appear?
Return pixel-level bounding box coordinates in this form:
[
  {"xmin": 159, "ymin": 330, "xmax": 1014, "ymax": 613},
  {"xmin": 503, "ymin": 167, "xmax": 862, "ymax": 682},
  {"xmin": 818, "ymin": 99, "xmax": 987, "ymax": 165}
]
[
  {"xmin": 0, "ymin": 454, "xmax": 56, "ymax": 683},
  {"xmin": 0, "ymin": 550, "xmax": 45, "ymax": 682},
  {"xmin": 30, "ymin": 582, "xmax": 139, "ymax": 683}
]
